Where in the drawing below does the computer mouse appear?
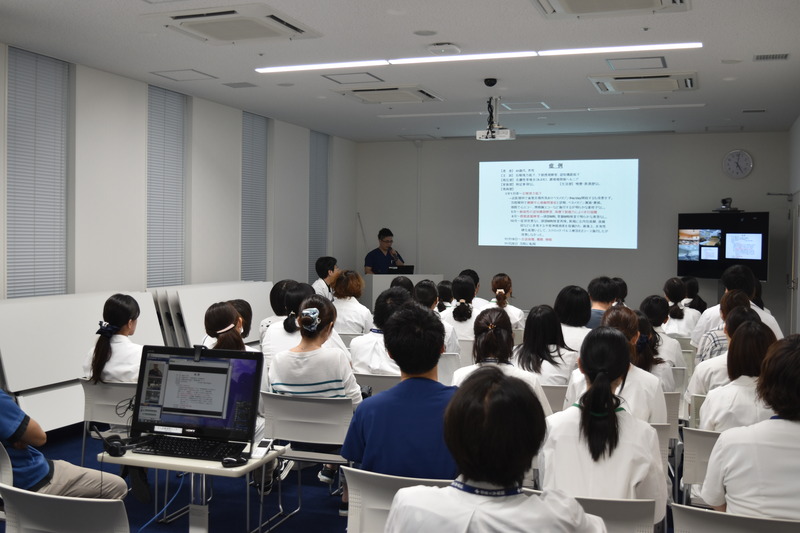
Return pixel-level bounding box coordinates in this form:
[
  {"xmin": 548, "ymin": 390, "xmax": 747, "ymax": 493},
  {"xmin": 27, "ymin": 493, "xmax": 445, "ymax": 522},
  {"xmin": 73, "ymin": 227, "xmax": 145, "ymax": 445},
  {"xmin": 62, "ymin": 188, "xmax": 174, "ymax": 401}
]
[{"xmin": 221, "ymin": 456, "xmax": 248, "ymax": 468}]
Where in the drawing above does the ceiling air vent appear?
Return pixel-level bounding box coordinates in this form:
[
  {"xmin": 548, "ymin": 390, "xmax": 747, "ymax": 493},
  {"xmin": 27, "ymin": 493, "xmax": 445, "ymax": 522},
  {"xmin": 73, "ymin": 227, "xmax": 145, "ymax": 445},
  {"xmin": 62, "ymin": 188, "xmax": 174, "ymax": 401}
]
[
  {"xmin": 532, "ymin": 0, "xmax": 690, "ymax": 18},
  {"xmin": 338, "ymin": 86, "xmax": 442, "ymax": 104},
  {"xmin": 588, "ymin": 72, "xmax": 697, "ymax": 94},
  {"xmin": 753, "ymin": 54, "xmax": 789, "ymax": 61},
  {"xmin": 152, "ymin": 4, "xmax": 320, "ymax": 44}
]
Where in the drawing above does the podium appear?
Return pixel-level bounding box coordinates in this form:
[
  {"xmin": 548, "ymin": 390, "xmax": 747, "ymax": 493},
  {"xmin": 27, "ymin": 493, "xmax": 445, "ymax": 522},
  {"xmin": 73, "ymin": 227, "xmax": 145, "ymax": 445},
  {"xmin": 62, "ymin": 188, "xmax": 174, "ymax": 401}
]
[{"xmin": 361, "ymin": 274, "xmax": 444, "ymax": 311}]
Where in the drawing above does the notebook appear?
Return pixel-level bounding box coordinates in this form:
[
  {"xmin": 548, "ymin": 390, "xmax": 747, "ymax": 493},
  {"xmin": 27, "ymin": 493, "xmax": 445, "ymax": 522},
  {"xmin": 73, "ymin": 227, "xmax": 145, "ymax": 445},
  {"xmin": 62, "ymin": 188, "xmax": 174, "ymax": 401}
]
[{"xmin": 130, "ymin": 345, "xmax": 263, "ymax": 461}]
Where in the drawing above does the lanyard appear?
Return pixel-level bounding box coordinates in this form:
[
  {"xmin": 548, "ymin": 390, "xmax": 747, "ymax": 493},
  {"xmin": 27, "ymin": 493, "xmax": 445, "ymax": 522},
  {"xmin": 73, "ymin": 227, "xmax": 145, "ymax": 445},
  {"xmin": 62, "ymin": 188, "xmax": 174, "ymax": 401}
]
[
  {"xmin": 370, "ymin": 328, "xmax": 383, "ymax": 334},
  {"xmin": 450, "ymin": 480, "xmax": 523, "ymax": 497}
]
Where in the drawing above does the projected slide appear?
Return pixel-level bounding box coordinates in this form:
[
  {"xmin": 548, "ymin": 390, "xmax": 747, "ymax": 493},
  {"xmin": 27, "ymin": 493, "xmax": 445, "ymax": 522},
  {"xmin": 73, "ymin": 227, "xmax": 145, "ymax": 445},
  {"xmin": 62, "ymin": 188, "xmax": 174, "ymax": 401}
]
[{"xmin": 479, "ymin": 159, "xmax": 638, "ymax": 249}]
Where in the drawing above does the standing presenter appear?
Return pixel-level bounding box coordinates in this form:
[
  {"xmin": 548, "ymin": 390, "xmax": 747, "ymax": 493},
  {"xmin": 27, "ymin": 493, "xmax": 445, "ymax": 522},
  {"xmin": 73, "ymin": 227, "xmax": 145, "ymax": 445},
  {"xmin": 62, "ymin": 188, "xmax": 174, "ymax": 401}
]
[{"xmin": 364, "ymin": 228, "xmax": 404, "ymax": 274}]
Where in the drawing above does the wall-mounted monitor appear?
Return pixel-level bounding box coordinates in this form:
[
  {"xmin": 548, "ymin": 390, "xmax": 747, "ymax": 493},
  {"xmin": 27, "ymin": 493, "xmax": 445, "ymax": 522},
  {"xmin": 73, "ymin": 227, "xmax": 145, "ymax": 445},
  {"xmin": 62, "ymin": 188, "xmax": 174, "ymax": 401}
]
[{"xmin": 677, "ymin": 212, "xmax": 769, "ymax": 280}]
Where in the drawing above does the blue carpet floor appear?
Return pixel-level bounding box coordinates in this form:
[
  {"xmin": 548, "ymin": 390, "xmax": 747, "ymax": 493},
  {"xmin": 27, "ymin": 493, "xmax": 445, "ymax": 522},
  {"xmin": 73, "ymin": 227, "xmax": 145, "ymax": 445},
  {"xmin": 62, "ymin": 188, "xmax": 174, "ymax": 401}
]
[{"xmin": 0, "ymin": 423, "xmax": 347, "ymax": 533}]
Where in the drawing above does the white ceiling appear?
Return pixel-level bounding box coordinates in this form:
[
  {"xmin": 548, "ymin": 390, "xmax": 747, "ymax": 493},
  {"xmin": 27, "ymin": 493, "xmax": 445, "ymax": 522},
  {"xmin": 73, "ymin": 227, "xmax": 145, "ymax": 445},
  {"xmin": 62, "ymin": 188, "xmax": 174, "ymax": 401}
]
[{"xmin": 1, "ymin": 0, "xmax": 798, "ymax": 142}]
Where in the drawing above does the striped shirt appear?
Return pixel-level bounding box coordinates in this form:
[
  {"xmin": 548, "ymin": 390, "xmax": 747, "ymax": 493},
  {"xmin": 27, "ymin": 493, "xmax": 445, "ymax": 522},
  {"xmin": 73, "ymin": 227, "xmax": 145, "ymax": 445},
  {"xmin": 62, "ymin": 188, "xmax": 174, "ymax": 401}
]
[{"xmin": 267, "ymin": 346, "xmax": 362, "ymax": 406}]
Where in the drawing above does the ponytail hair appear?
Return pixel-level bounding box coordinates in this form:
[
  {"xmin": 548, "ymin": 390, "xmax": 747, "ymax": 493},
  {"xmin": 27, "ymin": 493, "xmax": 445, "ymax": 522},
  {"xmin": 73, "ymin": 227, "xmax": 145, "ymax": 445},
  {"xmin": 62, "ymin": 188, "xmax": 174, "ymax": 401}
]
[
  {"xmin": 91, "ymin": 294, "xmax": 140, "ymax": 383},
  {"xmin": 663, "ymin": 277, "xmax": 686, "ymax": 320},
  {"xmin": 473, "ymin": 308, "xmax": 513, "ymax": 364},
  {"xmin": 578, "ymin": 327, "xmax": 630, "ymax": 461},
  {"xmin": 297, "ymin": 295, "xmax": 337, "ymax": 340},
  {"xmin": 633, "ymin": 310, "xmax": 664, "ymax": 372},
  {"xmin": 205, "ymin": 302, "xmax": 245, "ymax": 351},
  {"xmin": 491, "ymin": 273, "xmax": 512, "ymax": 308},
  {"xmin": 282, "ymin": 282, "xmax": 315, "ymax": 333},
  {"xmin": 452, "ymin": 275, "xmax": 475, "ymax": 322}
]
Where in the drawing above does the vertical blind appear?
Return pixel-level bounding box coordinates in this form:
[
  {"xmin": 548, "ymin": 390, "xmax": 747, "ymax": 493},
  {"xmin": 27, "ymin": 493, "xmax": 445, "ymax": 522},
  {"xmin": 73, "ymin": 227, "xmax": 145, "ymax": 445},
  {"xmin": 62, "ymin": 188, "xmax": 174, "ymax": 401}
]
[
  {"xmin": 6, "ymin": 48, "xmax": 69, "ymax": 298},
  {"xmin": 308, "ymin": 131, "xmax": 330, "ymax": 283},
  {"xmin": 241, "ymin": 112, "xmax": 268, "ymax": 282},
  {"xmin": 147, "ymin": 86, "xmax": 186, "ymax": 288}
]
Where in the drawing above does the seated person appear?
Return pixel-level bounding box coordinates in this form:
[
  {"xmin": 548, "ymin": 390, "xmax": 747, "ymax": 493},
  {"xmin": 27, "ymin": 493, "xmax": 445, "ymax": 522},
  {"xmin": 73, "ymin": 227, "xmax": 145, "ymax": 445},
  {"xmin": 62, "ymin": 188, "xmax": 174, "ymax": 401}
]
[
  {"xmin": 458, "ymin": 269, "xmax": 489, "ymax": 310},
  {"xmin": 350, "ymin": 287, "xmax": 411, "ymax": 375},
  {"xmin": 639, "ymin": 295, "xmax": 684, "ymax": 368},
  {"xmin": 684, "ymin": 307, "xmax": 760, "ymax": 410},
  {"xmin": 699, "ymin": 320, "xmax": 776, "ymax": 431},
  {"xmin": 83, "ymin": 293, "xmax": 142, "ymax": 384},
  {"xmin": 541, "ymin": 327, "xmax": 666, "ymax": 524},
  {"xmin": 342, "ymin": 302, "xmax": 459, "ymax": 480},
  {"xmin": 385, "ymin": 366, "xmax": 604, "ymax": 532},
  {"xmin": 489, "ymin": 273, "xmax": 525, "ymax": 329},
  {"xmin": 454, "ymin": 308, "xmax": 552, "ymax": 415},
  {"xmin": 553, "ymin": 285, "xmax": 592, "ymax": 354},
  {"xmin": 661, "ymin": 277, "xmax": 701, "ymax": 337},
  {"xmin": 564, "ymin": 307, "xmax": 667, "ymax": 423},
  {"xmin": 312, "ymin": 256, "xmax": 338, "ymax": 301},
  {"xmin": 586, "ymin": 276, "xmax": 616, "ymax": 329},
  {"xmin": 1, "ymin": 389, "xmax": 128, "ymax": 499},
  {"xmin": 332, "ymin": 270, "xmax": 373, "ymax": 334},
  {"xmin": 701, "ymin": 334, "xmax": 800, "ymax": 520},
  {"xmin": 390, "ymin": 275, "xmax": 414, "ymax": 295},
  {"xmin": 440, "ymin": 275, "xmax": 478, "ymax": 342},
  {"xmin": 413, "ymin": 279, "xmax": 460, "ymax": 355},
  {"xmin": 514, "ymin": 304, "xmax": 579, "ymax": 386},
  {"xmin": 695, "ymin": 290, "xmax": 750, "ymax": 362},
  {"xmin": 259, "ymin": 279, "xmax": 294, "ymax": 336}
]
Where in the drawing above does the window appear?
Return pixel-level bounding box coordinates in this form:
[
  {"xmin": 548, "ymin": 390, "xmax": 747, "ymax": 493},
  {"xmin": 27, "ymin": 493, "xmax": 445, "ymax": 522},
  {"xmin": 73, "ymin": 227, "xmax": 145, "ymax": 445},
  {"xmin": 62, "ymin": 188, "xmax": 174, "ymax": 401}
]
[
  {"xmin": 6, "ymin": 48, "xmax": 69, "ymax": 298},
  {"xmin": 241, "ymin": 112, "xmax": 268, "ymax": 282},
  {"xmin": 308, "ymin": 131, "xmax": 329, "ymax": 282},
  {"xmin": 147, "ymin": 86, "xmax": 186, "ymax": 288}
]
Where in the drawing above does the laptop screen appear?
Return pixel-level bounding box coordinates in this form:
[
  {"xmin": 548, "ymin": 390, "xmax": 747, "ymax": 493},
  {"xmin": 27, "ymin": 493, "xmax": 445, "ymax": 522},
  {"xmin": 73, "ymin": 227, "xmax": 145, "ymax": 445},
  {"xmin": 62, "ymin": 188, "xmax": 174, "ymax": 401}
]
[{"xmin": 131, "ymin": 345, "xmax": 263, "ymax": 443}]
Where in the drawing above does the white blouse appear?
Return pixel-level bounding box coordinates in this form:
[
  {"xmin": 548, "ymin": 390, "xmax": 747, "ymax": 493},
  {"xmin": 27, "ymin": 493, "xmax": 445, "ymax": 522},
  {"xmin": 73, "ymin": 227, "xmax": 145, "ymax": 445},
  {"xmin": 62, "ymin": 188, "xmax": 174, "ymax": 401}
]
[{"xmin": 699, "ymin": 375, "xmax": 774, "ymax": 432}]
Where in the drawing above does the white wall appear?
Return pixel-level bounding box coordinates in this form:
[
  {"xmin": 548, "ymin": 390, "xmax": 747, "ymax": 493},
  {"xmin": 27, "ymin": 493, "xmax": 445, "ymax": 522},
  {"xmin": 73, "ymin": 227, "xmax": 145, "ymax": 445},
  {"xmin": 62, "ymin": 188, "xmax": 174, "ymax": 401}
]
[
  {"xmin": 186, "ymin": 98, "xmax": 242, "ymax": 283},
  {"xmin": 267, "ymin": 120, "xmax": 311, "ymax": 281},
  {"xmin": 356, "ymin": 132, "xmax": 792, "ymax": 332},
  {"xmin": 329, "ymin": 137, "xmax": 358, "ymax": 271},
  {"xmin": 72, "ymin": 65, "xmax": 148, "ymax": 292},
  {"xmin": 0, "ymin": 45, "xmax": 7, "ymax": 297}
]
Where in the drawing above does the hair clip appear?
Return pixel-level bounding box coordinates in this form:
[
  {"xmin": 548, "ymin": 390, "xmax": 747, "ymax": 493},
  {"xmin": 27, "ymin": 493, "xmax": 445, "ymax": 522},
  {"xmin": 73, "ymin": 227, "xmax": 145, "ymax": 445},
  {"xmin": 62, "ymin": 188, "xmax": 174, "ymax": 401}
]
[
  {"xmin": 495, "ymin": 289, "xmax": 505, "ymax": 295},
  {"xmin": 216, "ymin": 323, "xmax": 236, "ymax": 335}
]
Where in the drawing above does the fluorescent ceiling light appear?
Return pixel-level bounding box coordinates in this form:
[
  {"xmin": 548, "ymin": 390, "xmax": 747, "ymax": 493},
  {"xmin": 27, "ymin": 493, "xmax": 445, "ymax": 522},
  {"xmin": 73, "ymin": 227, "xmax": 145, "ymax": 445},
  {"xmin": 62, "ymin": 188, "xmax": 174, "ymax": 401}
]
[
  {"xmin": 389, "ymin": 51, "xmax": 538, "ymax": 65},
  {"xmin": 538, "ymin": 42, "xmax": 702, "ymax": 57},
  {"xmin": 255, "ymin": 59, "xmax": 389, "ymax": 74},
  {"xmin": 255, "ymin": 42, "xmax": 701, "ymax": 73}
]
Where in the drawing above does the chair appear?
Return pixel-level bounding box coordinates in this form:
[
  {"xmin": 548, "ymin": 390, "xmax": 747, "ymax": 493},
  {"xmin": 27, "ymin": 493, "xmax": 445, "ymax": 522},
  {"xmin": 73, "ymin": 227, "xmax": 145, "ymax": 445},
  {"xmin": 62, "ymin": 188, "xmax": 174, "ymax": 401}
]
[
  {"xmin": 354, "ymin": 373, "xmax": 401, "ymax": 396},
  {"xmin": 663, "ymin": 391, "xmax": 681, "ymax": 440},
  {"xmin": 650, "ymin": 423, "xmax": 671, "ymax": 475},
  {"xmin": 671, "ymin": 367, "xmax": 687, "ymax": 394},
  {"xmin": 541, "ymin": 385, "xmax": 568, "ymax": 414},
  {"xmin": 671, "ymin": 503, "xmax": 800, "ymax": 533},
  {"xmin": 574, "ymin": 496, "xmax": 656, "ymax": 533},
  {"xmin": 0, "ymin": 482, "xmax": 129, "ymax": 533},
  {"xmin": 260, "ymin": 392, "xmax": 354, "ymax": 528},
  {"xmin": 457, "ymin": 339, "xmax": 474, "ymax": 368},
  {"xmin": 338, "ymin": 333, "xmax": 361, "ymax": 347},
  {"xmin": 438, "ymin": 352, "xmax": 461, "ymax": 386},
  {"xmin": 78, "ymin": 378, "xmax": 137, "ymax": 466},
  {"xmin": 681, "ymin": 349, "xmax": 696, "ymax": 377},
  {"xmin": 0, "ymin": 444, "xmax": 12, "ymax": 522},
  {"xmin": 512, "ymin": 328, "xmax": 524, "ymax": 345},
  {"xmin": 689, "ymin": 394, "xmax": 706, "ymax": 429},
  {"xmin": 341, "ymin": 466, "xmax": 451, "ymax": 533},
  {"xmin": 681, "ymin": 428, "xmax": 721, "ymax": 505}
]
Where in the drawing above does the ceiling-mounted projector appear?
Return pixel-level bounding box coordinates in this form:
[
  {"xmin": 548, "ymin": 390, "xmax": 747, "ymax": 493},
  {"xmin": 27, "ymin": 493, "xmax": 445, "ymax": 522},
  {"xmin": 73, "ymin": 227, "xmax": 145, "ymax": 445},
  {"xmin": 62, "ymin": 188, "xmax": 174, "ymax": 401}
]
[{"xmin": 477, "ymin": 128, "xmax": 516, "ymax": 141}]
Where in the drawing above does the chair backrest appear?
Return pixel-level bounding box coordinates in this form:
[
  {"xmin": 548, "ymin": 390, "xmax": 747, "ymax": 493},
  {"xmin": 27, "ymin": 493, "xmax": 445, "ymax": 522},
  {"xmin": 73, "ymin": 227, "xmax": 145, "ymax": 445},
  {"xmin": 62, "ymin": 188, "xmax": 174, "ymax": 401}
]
[
  {"xmin": 512, "ymin": 328, "xmax": 524, "ymax": 345},
  {"xmin": 79, "ymin": 378, "xmax": 137, "ymax": 426},
  {"xmin": 541, "ymin": 385, "xmax": 568, "ymax": 414},
  {"xmin": 681, "ymin": 427, "xmax": 721, "ymax": 486},
  {"xmin": 338, "ymin": 333, "xmax": 361, "ymax": 348},
  {"xmin": 354, "ymin": 373, "xmax": 401, "ymax": 396},
  {"xmin": 650, "ymin": 423, "xmax": 671, "ymax": 474},
  {"xmin": 0, "ymin": 482, "xmax": 129, "ymax": 533},
  {"xmin": 671, "ymin": 366, "xmax": 687, "ymax": 394},
  {"xmin": 261, "ymin": 392, "xmax": 353, "ymax": 445},
  {"xmin": 574, "ymin": 496, "xmax": 656, "ymax": 533},
  {"xmin": 671, "ymin": 503, "xmax": 800, "ymax": 533},
  {"xmin": 663, "ymin": 391, "xmax": 681, "ymax": 440},
  {"xmin": 0, "ymin": 441, "xmax": 12, "ymax": 486},
  {"xmin": 341, "ymin": 466, "xmax": 452, "ymax": 533},
  {"xmin": 437, "ymin": 352, "xmax": 461, "ymax": 386},
  {"xmin": 689, "ymin": 394, "xmax": 707, "ymax": 429},
  {"xmin": 457, "ymin": 340, "xmax": 473, "ymax": 367}
]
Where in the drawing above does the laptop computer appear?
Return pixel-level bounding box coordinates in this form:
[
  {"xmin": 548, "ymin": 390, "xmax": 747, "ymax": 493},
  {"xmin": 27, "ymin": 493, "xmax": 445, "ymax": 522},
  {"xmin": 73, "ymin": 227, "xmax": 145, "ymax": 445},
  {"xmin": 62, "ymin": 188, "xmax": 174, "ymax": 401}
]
[{"xmin": 129, "ymin": 345, "xmax": 263, "ymax": 461}]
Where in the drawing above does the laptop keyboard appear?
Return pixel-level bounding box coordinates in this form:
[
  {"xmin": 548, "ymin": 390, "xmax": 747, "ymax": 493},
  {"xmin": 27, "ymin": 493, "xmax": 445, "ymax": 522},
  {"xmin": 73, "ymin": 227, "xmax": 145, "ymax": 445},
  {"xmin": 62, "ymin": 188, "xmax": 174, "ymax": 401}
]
[{"xmin": 133, "ymin": 435, "xmax": 247, "ymax": 461}]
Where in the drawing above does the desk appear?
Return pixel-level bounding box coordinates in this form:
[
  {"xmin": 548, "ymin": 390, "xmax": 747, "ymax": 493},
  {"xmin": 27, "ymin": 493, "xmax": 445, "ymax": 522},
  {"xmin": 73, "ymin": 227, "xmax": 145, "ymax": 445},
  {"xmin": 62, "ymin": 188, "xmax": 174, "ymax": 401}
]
[{"xmin": 99, "ymin": 445, "xmax": 285, "ymax": 533}]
